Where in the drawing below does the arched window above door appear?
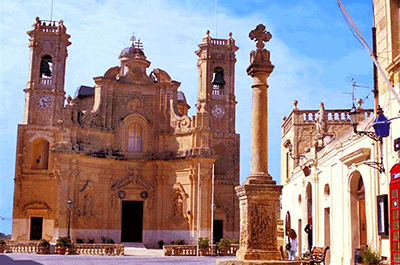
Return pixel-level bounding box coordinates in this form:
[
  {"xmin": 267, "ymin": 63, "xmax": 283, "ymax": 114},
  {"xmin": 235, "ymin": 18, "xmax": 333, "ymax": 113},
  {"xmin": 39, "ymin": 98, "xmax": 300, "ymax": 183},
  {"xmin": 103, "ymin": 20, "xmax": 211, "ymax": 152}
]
[
  {"xmin": 128, "ymin": 122, "xmax": 143, "ymax": 153},
  {"xmin": 122, "ymin": 114, "xmax": 148, "ymax": 154}
]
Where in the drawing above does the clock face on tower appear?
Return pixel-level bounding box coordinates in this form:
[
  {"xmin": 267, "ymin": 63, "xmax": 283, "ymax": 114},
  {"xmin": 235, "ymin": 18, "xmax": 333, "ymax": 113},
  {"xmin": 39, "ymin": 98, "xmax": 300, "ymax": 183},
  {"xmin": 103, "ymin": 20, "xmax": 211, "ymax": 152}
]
[
  {"xmin": 212, "ymin": 104, "xmax": 225, "ymax": 118},
  {"xmin": 36, "ymin": 94, "xmax": 52, "ymax": 109}
]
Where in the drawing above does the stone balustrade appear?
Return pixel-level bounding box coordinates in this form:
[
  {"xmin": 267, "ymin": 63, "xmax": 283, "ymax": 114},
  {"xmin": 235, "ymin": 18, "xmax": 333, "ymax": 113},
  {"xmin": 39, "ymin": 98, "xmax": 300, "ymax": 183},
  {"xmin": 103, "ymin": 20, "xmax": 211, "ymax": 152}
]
[
  {"xmin": 163, "ymin": 244, "xmax": 239, "ymax": 256},
  {"xmin": 72, "ymin": 243, "xmax": 124, "ymax": 256},
  {"xmin": 209, "ymin": 39, "xmax": 227, "ymax": 46},
  {"xmin": 6, "ymin": 243, "xmax": 38, "ymax": 253},
  {"xmin": 282, "ymin": 108, "xmax": 373, "ymax": 136},
  {"xmin": 4, "ymin": 243, "xmax": 124, "ymax": 256},
  {"xmin": 39, "ymin": 78, "xmax": 52, "ymax": 85}
]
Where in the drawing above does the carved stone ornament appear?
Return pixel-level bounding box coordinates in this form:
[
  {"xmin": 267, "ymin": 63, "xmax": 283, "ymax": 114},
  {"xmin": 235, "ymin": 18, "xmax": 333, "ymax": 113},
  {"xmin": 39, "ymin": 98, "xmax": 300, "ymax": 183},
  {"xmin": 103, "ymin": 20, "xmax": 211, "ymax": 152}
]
[
  {"xmin": 118, "ymin": 190, "xmax": 126, "ymax": 199},
  {"xmin": 249, "ymin": 203, "xmax": 274, "ymax": 248},
  {"xmin": 128, "ymin": 98, "xmax": 143, "ymax": 113},
  {"xmin": 249, "ymin": 24, "xmax": 272, "ymax": 64},
  {"xmin": 111, "ymin": 166, "xmax": 154, "ymax": 191},
  {"xmin": 169, "ymin": 100, "xmax": 191, "ymax": 132},
  {"xmin": 150, "ymin": 68, "xmax": 172, "ymax": 83},
  {"xmin": 121, "ymin": 64, "xmax": 153, "ymax": 83},
  {"xmin": 169, "ymin": 182, "xmax": 189, "ymax": 225}
]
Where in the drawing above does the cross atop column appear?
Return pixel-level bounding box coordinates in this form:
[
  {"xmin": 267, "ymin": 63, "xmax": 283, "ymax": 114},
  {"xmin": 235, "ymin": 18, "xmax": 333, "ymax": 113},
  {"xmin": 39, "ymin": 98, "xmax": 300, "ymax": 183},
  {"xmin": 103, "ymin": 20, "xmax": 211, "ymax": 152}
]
[{"xmin": 249, "ymin": 24, "xmax": 272, "ymax": 50}]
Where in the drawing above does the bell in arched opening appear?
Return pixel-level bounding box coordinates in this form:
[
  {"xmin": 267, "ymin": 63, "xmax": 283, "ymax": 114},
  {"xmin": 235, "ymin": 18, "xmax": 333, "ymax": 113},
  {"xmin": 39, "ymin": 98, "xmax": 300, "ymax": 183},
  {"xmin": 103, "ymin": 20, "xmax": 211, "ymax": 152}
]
[
  {"xmin": 40, "ymin": 55, "xmax": 53, "ymax": 78},
  {"xmin": 212, "ymin": 67, "xmax": 225, "ymax": 86}
]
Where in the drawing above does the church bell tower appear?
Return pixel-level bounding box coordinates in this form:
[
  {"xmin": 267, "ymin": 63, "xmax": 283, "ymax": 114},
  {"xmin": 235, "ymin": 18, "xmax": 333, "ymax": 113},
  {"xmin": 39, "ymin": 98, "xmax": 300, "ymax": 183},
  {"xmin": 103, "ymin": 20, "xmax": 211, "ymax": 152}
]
[
  {"xmin": 23, "ymin": 17, "xmax": 71, "ymax": 126},
  {"xmin": 195, "ymin": 30, "xmax": 239, "ymax": 134}
]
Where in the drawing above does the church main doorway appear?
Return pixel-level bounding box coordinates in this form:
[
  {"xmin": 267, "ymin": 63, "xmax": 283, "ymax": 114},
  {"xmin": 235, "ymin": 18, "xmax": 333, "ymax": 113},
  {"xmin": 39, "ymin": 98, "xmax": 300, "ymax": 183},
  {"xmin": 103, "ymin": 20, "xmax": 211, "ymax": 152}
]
[
  {"xmin": 121, "ymin": 201, "xmax": 143, "ymax": 242},
  {"xmin": 30, "ymin": 217, "xmax": 43, "ymax": 240},
  {"xmin": 214, "ymin": 219, "xmax": 223, "ymax": 243}
]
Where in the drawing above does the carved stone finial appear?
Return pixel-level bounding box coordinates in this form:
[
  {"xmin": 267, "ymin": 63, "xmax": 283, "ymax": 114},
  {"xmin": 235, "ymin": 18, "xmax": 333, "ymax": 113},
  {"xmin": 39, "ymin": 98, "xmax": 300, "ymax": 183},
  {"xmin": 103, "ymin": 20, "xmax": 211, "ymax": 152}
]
[
  {"xmin": 228, "ymin": 32, "xmax": 232, "ymax": 38},
  {"xmin": 282, "ymin": 116, "xmax": 287, "ymax": 122},
  {"xmin": 293, "ymin": 100, "xmax": 298, "ymax": 110},
  {"xmin": 249, "ymin": 24, "xmax": 272, "ymax": 50},
  {"xmin": 66, "ymin": 95, "xmax": 73, "ymax": 105},
  {"xmin": 206, "ymin": 30, "xmax": 210, "ymax": 37}
]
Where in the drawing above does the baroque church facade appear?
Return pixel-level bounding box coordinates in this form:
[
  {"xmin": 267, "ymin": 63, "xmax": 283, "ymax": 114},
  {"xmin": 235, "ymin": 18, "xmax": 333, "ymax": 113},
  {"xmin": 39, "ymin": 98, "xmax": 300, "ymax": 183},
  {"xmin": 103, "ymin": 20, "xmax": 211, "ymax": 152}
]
[{"xmin": 12, "ymin": 17, "xmax": 240, "ymax": 246}]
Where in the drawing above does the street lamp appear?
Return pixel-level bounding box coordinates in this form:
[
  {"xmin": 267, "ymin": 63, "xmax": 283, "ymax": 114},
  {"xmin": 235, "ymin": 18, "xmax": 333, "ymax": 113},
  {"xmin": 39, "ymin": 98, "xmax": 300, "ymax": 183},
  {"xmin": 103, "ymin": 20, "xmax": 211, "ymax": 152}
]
[
  {"xmin": 66, "ymin": 199, "xmax": 73, "ymax": 238},
  {"xmin": 285, "ymin": 141, "xmax": 311, "ymax": 176},
  {"xmin": 286, "ymin": 142, "xmax": 307, "ymax": 160},
  {"xmin": 349, "ymin": 105, "xmax": 391, "ymax": 141},
  {"xmin": 349, "ymin": 105, "xmax": 391, "ymax": 173}
]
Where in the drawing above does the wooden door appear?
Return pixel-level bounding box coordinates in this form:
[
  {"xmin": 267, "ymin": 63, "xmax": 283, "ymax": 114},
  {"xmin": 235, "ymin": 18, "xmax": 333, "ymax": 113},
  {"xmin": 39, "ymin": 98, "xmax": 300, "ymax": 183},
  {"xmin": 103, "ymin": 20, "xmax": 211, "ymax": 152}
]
[
  {"xmin": 359, "ymin": 198, "xmax": 367, "ymax": 248},
  {"xmin": 324, "ymin": 208, "xmax": 331, "ymax": 264},
  {"xmin": 30, "ymin": 217, "xmax": 43, "ymax": 240}
]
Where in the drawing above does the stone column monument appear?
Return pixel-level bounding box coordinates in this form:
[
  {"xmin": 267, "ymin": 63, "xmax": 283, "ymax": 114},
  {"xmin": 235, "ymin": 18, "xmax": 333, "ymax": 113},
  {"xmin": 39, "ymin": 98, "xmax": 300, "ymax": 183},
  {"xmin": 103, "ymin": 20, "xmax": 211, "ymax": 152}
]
[{"xmin": 217, "ymin": 24, "xmax": 299, "ymax": 265}]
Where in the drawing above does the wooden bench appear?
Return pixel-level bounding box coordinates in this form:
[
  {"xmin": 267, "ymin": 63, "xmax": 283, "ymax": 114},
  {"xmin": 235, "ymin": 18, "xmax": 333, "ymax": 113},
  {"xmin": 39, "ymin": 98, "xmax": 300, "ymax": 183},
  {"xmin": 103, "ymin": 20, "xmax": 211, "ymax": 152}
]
[{"xmin": 300, "ymin": 246, "xmax": 329, "ymax": 265}]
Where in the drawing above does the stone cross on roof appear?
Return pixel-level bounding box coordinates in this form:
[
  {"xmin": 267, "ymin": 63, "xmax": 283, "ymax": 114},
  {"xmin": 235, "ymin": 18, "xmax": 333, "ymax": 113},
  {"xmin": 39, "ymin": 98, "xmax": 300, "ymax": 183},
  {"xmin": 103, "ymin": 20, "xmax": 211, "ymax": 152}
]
[
  {"xmin": 130, "ymin": 33, "xmax": 144, "ymax": 50},
  {"xmin": 130, "ymin": 33, "xmax": 136, "ymax": 44},
  {"xmin": 249, "ymin": 24, "xmax": 272, "ymax": 50}
]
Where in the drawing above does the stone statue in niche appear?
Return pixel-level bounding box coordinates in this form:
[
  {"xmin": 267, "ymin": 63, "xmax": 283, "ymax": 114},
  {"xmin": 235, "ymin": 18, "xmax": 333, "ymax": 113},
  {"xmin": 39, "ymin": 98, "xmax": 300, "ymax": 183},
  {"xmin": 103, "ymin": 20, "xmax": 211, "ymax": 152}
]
[
  {"xmin": 83, "ymin": 194, "xmax": 92, "ymax": 216},
  {"xmin": 169, "ymin": 182, "xmax": 189, "ymax": 225},
  {"xmin": 173, "ymin": 194, "xmax": 184, "ymax": 218}
]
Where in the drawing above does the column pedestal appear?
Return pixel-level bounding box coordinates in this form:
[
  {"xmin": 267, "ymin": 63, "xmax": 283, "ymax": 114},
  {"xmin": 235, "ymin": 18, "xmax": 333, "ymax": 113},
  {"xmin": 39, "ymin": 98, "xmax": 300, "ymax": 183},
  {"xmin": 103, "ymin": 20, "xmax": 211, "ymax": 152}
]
[{"xmin": 216, "ymin": 184, "xmax": 299, "ymax": 265}]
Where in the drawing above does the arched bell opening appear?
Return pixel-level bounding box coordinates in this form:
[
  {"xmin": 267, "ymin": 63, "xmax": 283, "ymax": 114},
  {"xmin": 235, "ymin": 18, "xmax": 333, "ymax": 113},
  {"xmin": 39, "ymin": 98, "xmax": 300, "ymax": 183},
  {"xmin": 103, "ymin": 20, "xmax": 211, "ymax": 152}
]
[
  {"xmin": 31, "ymin": 138, "xmax": 50, "ymax": 170},
  {"xmin": 212, "ymin": 67, "xmax": 225, "ymax": 95},
  {"xmin": 40, "ymin": 55, "xmax": 53, "ymax": 78}
]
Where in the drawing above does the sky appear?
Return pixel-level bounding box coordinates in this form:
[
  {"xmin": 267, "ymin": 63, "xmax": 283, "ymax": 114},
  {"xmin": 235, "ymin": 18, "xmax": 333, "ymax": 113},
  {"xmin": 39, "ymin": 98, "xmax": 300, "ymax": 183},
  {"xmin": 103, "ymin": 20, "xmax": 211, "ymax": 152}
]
[{"xmin": 0, "ymin": 0, "xmax": 374, "ymax": 234}]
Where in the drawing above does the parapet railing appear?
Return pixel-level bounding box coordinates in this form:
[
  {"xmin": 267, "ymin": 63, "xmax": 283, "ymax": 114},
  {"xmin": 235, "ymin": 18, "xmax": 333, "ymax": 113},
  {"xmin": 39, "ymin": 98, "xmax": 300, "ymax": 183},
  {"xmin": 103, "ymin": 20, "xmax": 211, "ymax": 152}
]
[
  {"xmin": 282, "ymin": 109, "xmax": 373, "ymax": 136},
  {"xmin": 33, "ymin": 18, "xmax": 67, "ymax": 34},
  {"xmin": 5, "ymin": 243, "xmax": 124, "ymax": 256},
  {"xmin": 202, "ymin": 36, "xmax": 235, "ymax": 46},
  {"xmin": 6, "ymin": 243, "xmax": 38, "ymax": 253},
  {"xmin": 209, "ymin": 39, "xmax": 227, "ymax": 45},
  {"xmin": 163, "ymin": 244, "xmax": 239, "ymax": 256},
  {"xmin": 39, "ymin": 78, "xmax": 53, "ymax": 85},
  {"xmin": 72, "ymin": 243, "xmax": 124, "ymax": 256}
]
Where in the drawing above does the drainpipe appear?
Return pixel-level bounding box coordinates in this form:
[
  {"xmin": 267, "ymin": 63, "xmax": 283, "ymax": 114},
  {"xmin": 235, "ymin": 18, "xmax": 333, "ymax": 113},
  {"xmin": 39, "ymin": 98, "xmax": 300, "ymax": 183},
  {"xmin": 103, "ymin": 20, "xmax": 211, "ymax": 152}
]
[{"xmin": 372, "ymin": 26, "xmax": 382, "ymax": 253}]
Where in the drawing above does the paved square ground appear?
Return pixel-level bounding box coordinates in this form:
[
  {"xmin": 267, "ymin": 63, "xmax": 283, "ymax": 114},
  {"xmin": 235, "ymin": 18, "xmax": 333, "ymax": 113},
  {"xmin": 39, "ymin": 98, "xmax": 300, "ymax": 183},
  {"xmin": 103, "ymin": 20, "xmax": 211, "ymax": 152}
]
[{"xmin": 1, "ymin": 254, "xmax": 236, "ymax": 264}]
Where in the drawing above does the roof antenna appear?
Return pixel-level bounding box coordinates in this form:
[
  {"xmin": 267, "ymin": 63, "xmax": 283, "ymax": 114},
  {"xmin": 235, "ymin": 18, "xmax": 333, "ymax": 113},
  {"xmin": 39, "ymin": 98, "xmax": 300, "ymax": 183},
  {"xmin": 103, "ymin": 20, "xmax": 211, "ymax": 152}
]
[
  {"xmin": 215, "ymin": 0, "xmax": 218, "ymax": 38},
  {"xmin": 344, "ymin": 78, "xmax": 369, "ymax": 106},
  {"xmin": 50, "ymin": 0, "xmax": 54, "ymax": 21}
]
